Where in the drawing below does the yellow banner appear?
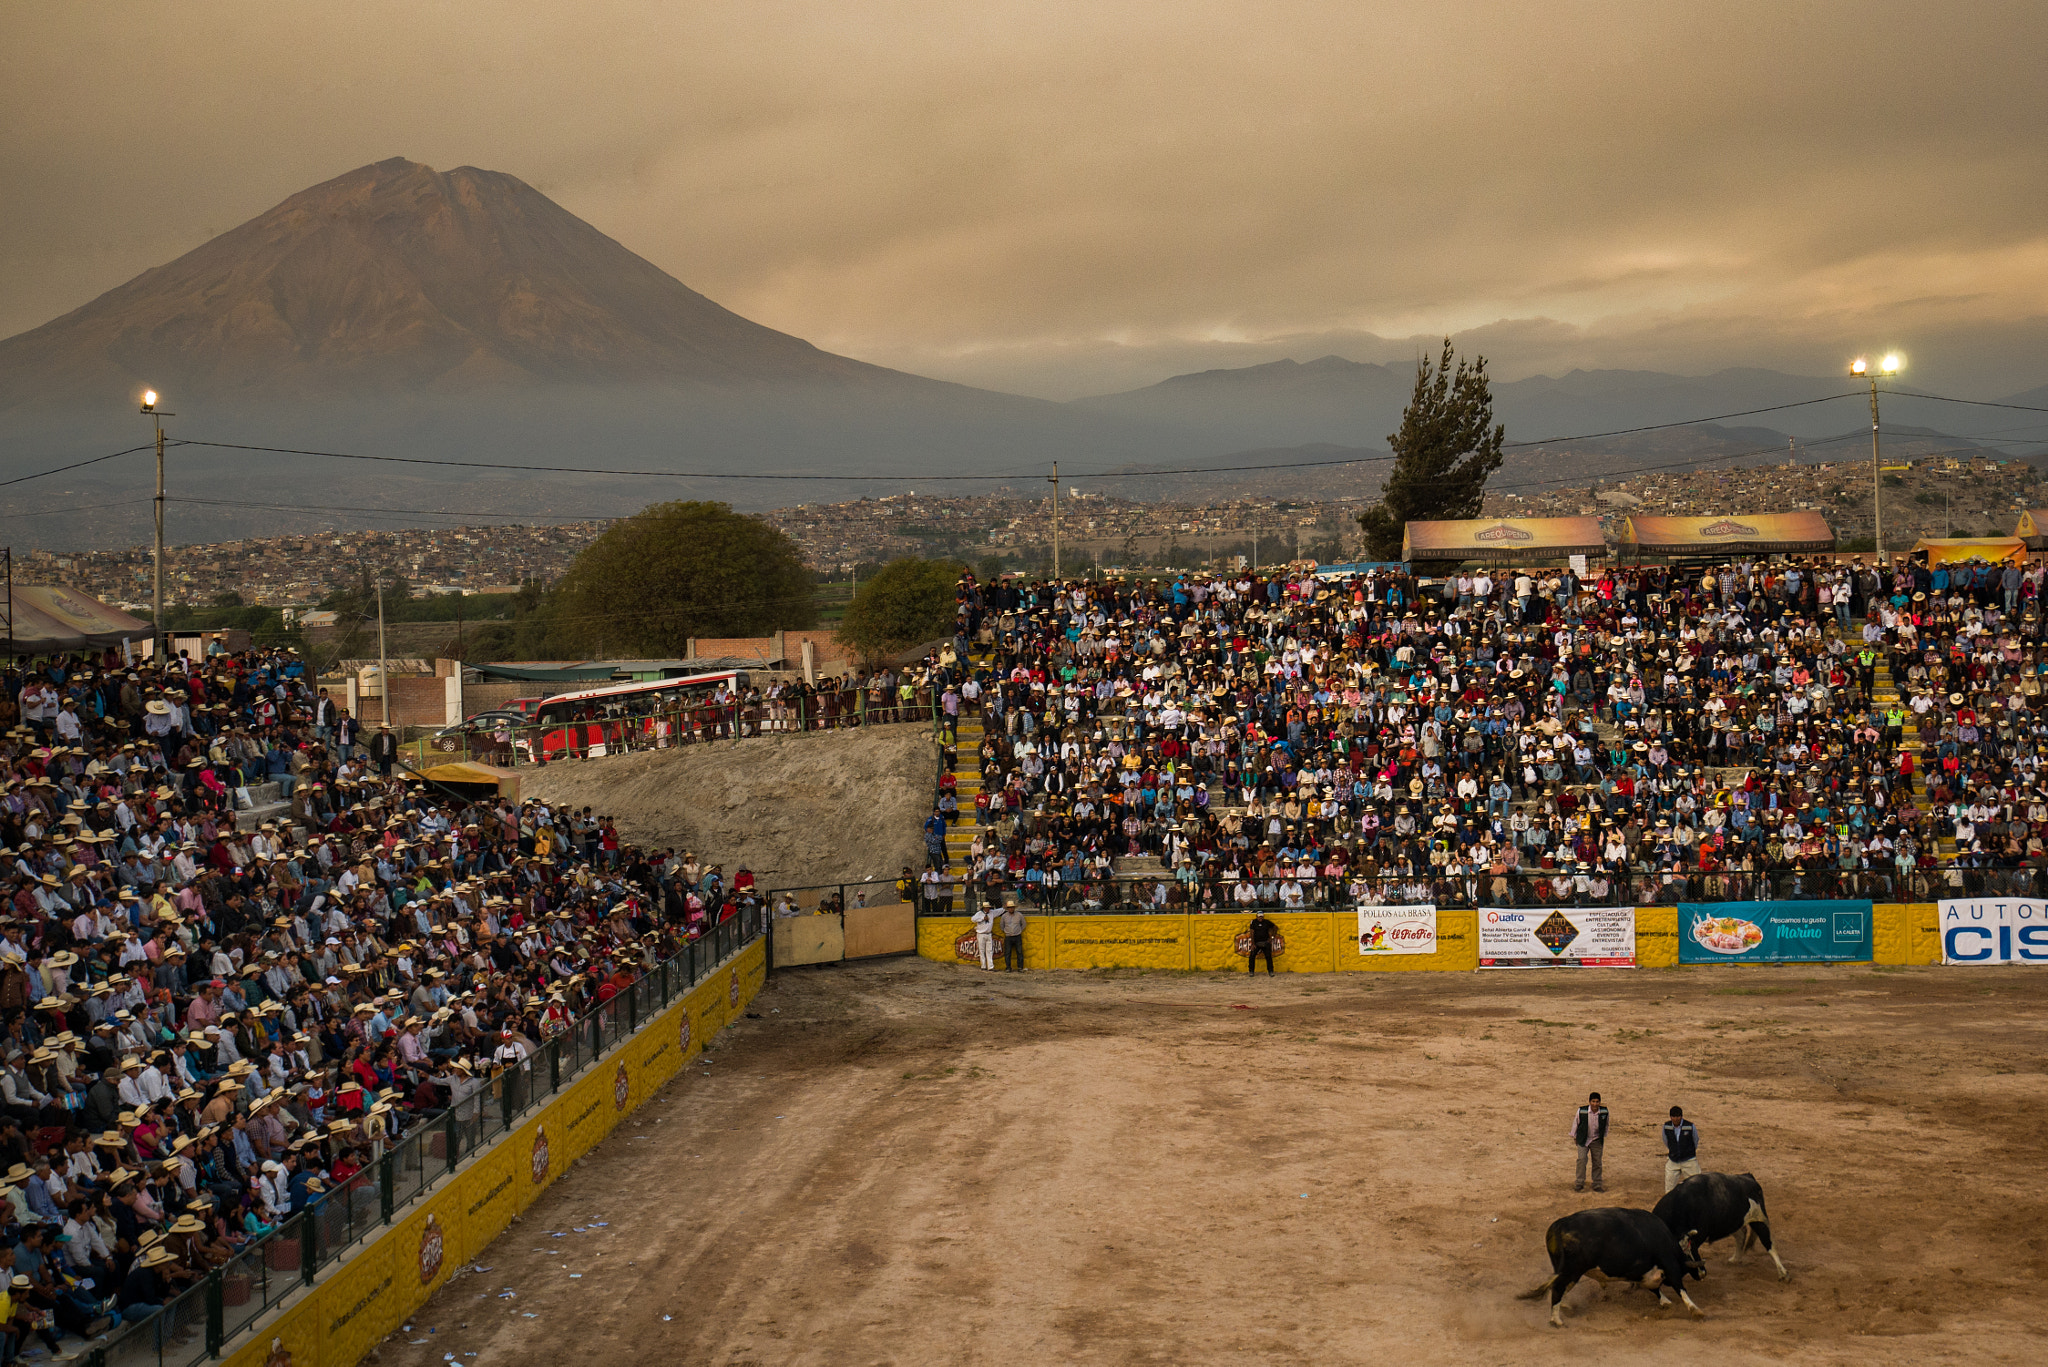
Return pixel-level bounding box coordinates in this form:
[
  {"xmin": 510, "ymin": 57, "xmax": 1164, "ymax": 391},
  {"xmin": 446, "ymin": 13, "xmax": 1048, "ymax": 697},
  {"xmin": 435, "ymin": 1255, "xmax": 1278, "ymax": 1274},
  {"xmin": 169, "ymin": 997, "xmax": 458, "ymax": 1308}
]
[
  {"xmin": 1050, "ymin": 915, "xmax": 1190, "ymax": 969},
  {"xmin": 1618, "ymin": 512, "xmax": 1833, "ymax": 551},
  {"xmin": 1403, "ymin": 516, "xmax": 1604, "ymax": 560}
]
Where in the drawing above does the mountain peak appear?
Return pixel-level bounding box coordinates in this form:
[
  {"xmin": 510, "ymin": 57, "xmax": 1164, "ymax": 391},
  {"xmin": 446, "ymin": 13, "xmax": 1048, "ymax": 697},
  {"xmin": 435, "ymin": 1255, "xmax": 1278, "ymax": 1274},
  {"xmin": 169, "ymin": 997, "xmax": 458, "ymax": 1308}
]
[{"xmin": 0, "ymin": 158, "xmax": 886, "ymax": 410}]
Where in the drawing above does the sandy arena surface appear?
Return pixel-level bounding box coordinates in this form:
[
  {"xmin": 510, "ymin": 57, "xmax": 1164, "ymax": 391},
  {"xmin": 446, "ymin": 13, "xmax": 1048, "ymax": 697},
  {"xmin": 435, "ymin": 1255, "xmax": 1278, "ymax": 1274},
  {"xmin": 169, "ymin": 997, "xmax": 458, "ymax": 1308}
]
[{"xmin": 375, "ymin": 959, "xmax": 2047, "ymax": 1366}]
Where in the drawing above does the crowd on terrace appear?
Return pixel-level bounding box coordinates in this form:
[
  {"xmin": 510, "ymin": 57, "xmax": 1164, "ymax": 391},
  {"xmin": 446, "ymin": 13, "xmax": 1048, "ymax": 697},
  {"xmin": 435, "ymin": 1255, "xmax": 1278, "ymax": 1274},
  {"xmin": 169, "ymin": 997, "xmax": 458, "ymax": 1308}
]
[
  {"xmin": 0, "ymin": 645, "xmax": 755, "ymax": 1352},
  {"xmin": 935, "ymin": 555, "xmax": 2048, "ymax": 911}
]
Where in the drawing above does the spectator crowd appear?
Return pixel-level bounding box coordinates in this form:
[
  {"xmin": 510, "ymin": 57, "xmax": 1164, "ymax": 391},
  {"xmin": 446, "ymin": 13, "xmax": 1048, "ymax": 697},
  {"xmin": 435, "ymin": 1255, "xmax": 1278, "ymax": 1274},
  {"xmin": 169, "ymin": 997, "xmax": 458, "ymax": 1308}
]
[
  {"xmin": 0, "ymin": 643, "xmax": 757, "ymax": 1356},
  {"xmin": 931, "ymin": 553, "xmax": 2048, "ymax": 912}
]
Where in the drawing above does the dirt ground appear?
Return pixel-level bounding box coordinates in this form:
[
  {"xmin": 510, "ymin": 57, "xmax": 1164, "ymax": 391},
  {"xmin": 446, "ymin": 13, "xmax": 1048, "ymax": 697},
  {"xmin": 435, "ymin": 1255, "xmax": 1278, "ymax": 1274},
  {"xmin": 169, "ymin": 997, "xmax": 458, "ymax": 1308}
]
[
  {"xmin": 376, "ymin": 960, "xmax": 2048, "ymax": 1367},
  {"xmin": 519, "ymin": 723, "xmax": 936, "ymax": 892}
]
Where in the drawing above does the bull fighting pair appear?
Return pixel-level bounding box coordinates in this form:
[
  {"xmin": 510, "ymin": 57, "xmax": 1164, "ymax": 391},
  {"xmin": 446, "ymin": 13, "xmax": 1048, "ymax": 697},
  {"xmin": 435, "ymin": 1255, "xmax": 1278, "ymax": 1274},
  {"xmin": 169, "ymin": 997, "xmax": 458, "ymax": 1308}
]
[{"xmin": 1521, "ymin": 1173, "xmax": 1789, "ymax": 1327}]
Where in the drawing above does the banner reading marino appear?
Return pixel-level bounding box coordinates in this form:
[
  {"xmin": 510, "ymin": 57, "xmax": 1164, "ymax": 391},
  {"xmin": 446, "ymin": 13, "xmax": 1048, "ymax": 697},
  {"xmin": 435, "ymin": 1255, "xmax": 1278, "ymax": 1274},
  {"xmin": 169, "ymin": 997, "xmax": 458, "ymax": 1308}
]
[{"xmin": 1679, "ymin": 901, "xmax": 1873, "ymax": 963}]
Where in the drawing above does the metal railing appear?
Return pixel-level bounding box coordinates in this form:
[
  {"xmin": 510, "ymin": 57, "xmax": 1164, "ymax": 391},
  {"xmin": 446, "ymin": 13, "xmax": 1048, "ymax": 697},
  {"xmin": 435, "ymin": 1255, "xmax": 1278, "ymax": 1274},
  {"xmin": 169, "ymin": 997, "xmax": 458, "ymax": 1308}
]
[
  {"xmin": 910, "ymin": 866, "xmax": 1979, "ymax": 915},
  {"xmin": 764, "ymin": 879, "xmax": 910, "ymax": 915},
  {"xmin": 91, "ymin": 905, "xmax": 765, "ymax": 1367},
  {"xmin": 409, "ymin": 690, "xmax": 947, "ymax": 770}
]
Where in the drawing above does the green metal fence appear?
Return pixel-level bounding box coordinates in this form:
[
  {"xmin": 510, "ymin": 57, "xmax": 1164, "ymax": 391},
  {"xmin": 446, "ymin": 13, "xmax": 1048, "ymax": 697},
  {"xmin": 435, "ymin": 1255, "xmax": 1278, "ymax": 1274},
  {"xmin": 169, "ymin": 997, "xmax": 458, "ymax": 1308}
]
[{"xmin": 91, "ymin": 905, "xmax": 765, "ymax": 1367}]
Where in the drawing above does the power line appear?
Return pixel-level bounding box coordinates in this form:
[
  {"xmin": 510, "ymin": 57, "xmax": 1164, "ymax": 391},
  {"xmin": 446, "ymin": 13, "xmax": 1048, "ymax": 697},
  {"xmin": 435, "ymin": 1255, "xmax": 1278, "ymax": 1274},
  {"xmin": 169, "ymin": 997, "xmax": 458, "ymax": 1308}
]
[
  {"xmin": 0, "ymin": 497, "xmax": 158, "ymax": 521},
  {"xmin": 0, "ymin": 443, "xmax": 163, "ymax": 489},
  {"xmin": 1885, "ymin": 389, "xmax": 2048, "ymax": 416},
  {"xmin": 1500, "ymin": 391, "xmax": 1863, "ymax": 447},
  {"xmin": 167, "ymin": 390, "xmax": 1873, "ymax": 485}
]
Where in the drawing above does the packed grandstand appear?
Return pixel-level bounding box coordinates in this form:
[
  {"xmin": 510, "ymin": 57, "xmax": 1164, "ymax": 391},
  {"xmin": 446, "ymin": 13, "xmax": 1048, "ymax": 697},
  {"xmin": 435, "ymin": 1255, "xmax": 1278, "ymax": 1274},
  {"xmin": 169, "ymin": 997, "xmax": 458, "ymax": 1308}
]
[
  {"xmin": 929, "ymin": 554, "xmax": 2048, "ymax": 913},
  {"xmin": 0, "ymin": 648, "xmax": 760, "ymax": 1358}
]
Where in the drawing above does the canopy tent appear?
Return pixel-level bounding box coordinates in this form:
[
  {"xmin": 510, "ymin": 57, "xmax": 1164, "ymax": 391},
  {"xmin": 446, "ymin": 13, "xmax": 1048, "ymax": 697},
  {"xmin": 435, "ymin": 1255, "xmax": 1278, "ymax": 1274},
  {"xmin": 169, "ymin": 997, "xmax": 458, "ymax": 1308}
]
[
  {"xmin": 1401, "ymin": 516, "xmax": 1604, "ymax": 564},
  {"xmin": 4, "ymin": 584, "xmax": 150, "ymax": 656},
  {"xmin": 417, "ymin": 761, "xmax": 520, "ymax": 802},
  {"xmin": 2015, "ymin": 510, "xmax": 2048, "ymax": 548},
  {"xmin": 1616, "ymin": 512, "xmax": 1834, "ymax": 556},
  {"xmin": 1912, "ymin": 536, "xmax": 2026, "ymax": 566}
]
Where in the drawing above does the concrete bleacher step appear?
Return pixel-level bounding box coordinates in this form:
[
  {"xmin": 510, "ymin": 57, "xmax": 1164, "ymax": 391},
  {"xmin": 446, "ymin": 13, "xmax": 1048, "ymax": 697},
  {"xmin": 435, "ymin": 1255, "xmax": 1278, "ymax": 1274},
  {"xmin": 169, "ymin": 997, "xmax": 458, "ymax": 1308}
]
[{"xmin": 234, "ymin": 781, "xmax": 295, "ymax": 833}]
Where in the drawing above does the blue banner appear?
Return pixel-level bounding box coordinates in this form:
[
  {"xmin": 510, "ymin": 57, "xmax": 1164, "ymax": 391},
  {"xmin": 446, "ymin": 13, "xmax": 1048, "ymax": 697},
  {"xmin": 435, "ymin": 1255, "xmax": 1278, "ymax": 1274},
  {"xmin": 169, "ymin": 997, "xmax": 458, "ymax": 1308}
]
[{"xmin": 1678, "ymin": 901, "xmax": 1873, "ymax": 964}]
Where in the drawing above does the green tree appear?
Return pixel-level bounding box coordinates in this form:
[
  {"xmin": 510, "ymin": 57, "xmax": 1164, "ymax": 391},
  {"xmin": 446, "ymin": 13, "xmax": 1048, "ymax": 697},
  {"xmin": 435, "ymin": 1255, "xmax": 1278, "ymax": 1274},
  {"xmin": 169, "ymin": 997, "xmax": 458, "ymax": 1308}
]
[
  {"xmin": 1356, "ymin": 339, "xmax": 1507, "ymax": 561},
  {"xmin": 541, "ymin": 501, "xmax": 816, "ymax": 657},
  {"xmin": 838, "ymin": 557, "xmax": 965, "ymax": 665}
]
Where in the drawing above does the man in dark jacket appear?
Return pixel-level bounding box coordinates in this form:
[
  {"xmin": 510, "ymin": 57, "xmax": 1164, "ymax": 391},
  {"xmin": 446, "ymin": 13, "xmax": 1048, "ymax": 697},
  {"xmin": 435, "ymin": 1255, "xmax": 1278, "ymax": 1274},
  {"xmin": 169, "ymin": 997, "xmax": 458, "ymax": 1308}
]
[
  {"xmin": 370, "ymin": 725, "xmax": 399, "ymax": 778},
  {"xmin": 83, "ymin": 1067, "xmax": 123, "ymax": 1132},
  {"xmin": 1246, "ymin": 911, "xmax": 1278, "ymax": 974},
  {"xmin": 1571, "ymin": 1091, "xmax": 1609, "ymax": 1193},
  {"xmin": 1663, "ymin": 1105, "xmax": 1701, "ymax": 1191}
]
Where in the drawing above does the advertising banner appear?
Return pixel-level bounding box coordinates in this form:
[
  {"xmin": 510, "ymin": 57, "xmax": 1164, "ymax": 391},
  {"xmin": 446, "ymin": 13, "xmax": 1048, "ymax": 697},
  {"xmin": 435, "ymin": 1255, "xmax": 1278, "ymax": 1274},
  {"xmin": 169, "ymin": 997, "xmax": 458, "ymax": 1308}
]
[
  {"xmin": 1478, "ymin": 906, "xmax": 1636, "ymax": 967},
  {"xmin": 1940, "ymin": 898, "xmax": 2048, "ymax": 964},
  {"xmin": 1679, "ymin": 901, "xmax": 1873, "ymax": 963},
  {"xmin": 1357, "ymin": 905, "xmax": 1437, "ymax": 955}
]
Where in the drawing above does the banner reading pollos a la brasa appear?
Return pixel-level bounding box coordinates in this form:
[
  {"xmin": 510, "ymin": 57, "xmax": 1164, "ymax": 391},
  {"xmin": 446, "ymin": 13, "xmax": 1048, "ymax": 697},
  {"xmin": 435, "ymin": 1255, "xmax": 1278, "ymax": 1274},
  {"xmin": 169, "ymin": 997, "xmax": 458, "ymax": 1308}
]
[
  {"xmin": 1357, "ymin": 904, "xmax": 1436, "ymax": 955},
  {"xmin": 1940, "ymin": 898, "xmax": 2048, "ymax": 964},
  {"xmin": 1678, "ymin": 900, "xmax": 1872, "ymax": 963}
]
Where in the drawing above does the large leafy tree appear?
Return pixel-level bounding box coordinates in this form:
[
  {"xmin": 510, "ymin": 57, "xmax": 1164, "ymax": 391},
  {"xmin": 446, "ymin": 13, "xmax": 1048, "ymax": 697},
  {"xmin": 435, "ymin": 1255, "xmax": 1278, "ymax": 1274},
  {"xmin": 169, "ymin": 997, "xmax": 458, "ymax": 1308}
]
[
  {"xmin": 542, "ymin": 501, "xmax": 816, "ymax": 657},
  {"xmin": 1357, "ymin": 339, "xmax": 1506, "ymax": 560},
  {"xmin": 837, "ymin": 557, "xmax": 965, "ymax": 665}
]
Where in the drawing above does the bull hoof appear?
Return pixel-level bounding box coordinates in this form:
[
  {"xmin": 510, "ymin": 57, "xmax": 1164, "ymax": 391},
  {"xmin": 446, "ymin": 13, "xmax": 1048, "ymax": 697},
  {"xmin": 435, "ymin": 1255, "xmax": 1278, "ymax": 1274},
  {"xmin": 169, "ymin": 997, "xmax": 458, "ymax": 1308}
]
[
  {"xmin": 1777, "ymin": 1269, "xmax": 1792, "ymax": 1283},
  {"xmin": 1690, "ymin": 1306, "xmax": 1707, "ymax": 1320}
]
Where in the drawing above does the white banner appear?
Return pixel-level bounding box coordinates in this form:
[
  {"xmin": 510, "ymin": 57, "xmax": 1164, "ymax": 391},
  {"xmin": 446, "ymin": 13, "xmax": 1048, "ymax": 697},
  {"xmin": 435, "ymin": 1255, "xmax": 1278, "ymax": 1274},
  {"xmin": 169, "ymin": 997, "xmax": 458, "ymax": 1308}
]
[
  {"xmin": 1479, "ymin": 906, "xmax": 1637, "ymax": 967},
  {"xmin": 1940, "ymin": 898, "xmax": 2048, "ymax": 964},
  {"xmin": 1356, "ymin": 904, "xmax": 1436, "ymax": 955}
]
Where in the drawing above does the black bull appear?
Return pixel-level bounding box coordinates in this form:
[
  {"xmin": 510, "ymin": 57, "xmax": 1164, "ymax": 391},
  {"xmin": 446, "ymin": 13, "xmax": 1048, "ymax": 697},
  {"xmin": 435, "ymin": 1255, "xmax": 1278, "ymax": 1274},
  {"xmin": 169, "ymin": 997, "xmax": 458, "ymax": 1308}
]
[
  {"xmin": 1654, "ymin": 1172, "xmax": 1790, "ymax": 1281},
  {"xmin": 1518, "ymin": 1207, "xmax": 1708, "ymax": 1327}
]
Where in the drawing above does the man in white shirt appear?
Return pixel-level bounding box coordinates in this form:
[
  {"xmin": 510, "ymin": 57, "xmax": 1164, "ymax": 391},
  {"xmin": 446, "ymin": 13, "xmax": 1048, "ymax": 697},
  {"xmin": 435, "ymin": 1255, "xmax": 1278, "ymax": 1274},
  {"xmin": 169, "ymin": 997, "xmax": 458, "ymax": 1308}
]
[{"xmin": 969, "ymin": 905, "xmax": 996, "ymax": 970}]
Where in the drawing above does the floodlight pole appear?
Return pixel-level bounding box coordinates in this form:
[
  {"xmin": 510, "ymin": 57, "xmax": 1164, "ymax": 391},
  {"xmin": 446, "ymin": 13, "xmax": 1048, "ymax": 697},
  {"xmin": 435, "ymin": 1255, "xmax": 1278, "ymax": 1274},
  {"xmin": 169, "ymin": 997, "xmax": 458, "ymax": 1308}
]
[
  {"xmin": 1867, "ymin": 374, "xmax": 1883, "ymax": 557},
  {"xmin": 1047, "ymin": 461, "xmax": 1060, "ymax": 580},
  {"xmin": 141, "ymin": 393, "xmax": 174, "ymax": 662}
]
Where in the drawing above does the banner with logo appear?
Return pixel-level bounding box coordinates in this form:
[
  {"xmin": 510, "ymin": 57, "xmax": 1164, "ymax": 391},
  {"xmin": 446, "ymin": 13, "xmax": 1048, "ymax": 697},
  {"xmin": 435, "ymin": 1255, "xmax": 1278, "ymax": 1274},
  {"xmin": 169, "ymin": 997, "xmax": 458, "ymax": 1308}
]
[
  {"xmin": 1356, "ymin": 904, "xmax": 1437, "ymax": 955},
  {"xmin": 1940, "ymin": 898, "xmax": 2048, "ymax": 964},
  {"xmin": 1678, "ymin": 900, "xmax": 1873, "ymax": 963},
  {"xmin": 1478, "ymin": 906, "xmax": 1636, "ymax": 967}
]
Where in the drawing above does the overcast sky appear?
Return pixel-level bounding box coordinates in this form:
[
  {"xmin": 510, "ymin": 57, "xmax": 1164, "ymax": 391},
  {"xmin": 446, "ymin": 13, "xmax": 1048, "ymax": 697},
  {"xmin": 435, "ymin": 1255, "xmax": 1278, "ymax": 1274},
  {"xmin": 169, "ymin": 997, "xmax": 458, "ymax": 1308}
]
[{"xmin": 5, "ymin": 1, "xmax": 2046, "ymax": 398}]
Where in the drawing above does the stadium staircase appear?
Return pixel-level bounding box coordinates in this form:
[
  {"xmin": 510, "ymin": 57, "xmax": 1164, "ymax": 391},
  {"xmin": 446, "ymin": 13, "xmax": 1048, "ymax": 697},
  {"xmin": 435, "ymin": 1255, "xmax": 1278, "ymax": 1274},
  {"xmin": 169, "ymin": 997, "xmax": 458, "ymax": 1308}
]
[
  {"xmin": 942, "ymin": 649, "xmax": 995, "ymax": 892},
  {"xmin": 1871, "ymin": 656, "xmax": 1948, "ymax": 860}
]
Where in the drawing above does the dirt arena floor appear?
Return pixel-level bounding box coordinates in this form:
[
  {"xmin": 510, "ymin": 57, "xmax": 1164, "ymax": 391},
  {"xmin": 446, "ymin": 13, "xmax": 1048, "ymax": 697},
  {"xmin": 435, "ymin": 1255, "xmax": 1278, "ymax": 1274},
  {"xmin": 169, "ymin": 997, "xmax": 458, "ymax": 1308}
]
[{"xmin": 375, "ymin": 960, "xmax": 2048, "ymax": 1366}]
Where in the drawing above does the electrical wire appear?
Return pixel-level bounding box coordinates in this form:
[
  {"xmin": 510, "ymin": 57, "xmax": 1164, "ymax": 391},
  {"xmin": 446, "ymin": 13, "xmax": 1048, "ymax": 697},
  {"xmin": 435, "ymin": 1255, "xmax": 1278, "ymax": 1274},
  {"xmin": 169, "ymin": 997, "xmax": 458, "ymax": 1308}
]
[
  {"xmin": 167, "ymin": 389, "xmax": 1874, "ymax": 484},
  {"xmin": 0, "ymin": 497, "xmax": 158, "ymax": 521},
  {"xmin": 1883, "ymin": 388, "xmax": 2048, "ymax": 415},
  {"xmin": 0, "ymin": 443, "xmax": 164, "ymax": 489}
]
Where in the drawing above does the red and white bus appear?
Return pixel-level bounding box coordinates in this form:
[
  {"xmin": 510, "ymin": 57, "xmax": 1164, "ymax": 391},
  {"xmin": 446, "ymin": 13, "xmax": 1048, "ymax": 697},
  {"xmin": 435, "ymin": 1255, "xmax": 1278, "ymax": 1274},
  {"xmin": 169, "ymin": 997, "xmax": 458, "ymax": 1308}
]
[{"xmin": 527, "ymin": 669, "xmax": 751, "ymax": 761}]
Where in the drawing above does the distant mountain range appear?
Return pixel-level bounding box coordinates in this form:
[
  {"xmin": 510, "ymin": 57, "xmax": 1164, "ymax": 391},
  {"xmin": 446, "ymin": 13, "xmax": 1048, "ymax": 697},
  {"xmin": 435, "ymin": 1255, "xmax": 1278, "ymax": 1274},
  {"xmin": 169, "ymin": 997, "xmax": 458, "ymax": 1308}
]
[{"xmin": 1, "ymin": 158, "xmax": 2039, "ymax": 548}]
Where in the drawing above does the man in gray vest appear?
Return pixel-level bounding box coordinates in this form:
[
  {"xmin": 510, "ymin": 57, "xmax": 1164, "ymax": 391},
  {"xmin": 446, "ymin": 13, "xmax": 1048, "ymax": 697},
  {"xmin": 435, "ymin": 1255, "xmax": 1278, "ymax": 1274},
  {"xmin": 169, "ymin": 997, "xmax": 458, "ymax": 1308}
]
[{"xmin": 1571, "ymin": 1091, "xmax": 1609, "ymax": 1193}]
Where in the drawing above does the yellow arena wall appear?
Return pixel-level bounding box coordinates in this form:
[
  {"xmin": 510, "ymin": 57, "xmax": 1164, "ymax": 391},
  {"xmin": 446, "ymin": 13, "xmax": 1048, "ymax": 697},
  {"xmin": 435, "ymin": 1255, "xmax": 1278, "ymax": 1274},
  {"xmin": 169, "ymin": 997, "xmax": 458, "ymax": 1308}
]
[
  {"xmin": 220, "ymin": 937, "xmax": 768, "ymax": 1367},
  {"xmin": 917, "ymin": 907, "xmax": 1941, "ymax": 972}
]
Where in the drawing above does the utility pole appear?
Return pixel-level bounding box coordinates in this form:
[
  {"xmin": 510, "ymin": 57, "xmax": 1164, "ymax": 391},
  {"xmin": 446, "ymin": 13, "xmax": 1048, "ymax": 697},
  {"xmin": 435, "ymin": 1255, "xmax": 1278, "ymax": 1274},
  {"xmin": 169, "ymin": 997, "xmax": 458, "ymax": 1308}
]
[
  {"xmin": 376, "ymin": 575, "xmax": 390, "ymax": 730},
  {"xmin": 140, "ymin": 390, "xmax": 172, "ymax": 661},
  {"xmin": 1251, "ymin": 525, "xmax": 1259, "ymax": 572},
  {"xmin": 1852, "ymin": 355, "xmax": 1900, "ymax": 557},
  {"xmin": 1047, "ymin": 461, "xmax": 1060, "ymax": 580}
]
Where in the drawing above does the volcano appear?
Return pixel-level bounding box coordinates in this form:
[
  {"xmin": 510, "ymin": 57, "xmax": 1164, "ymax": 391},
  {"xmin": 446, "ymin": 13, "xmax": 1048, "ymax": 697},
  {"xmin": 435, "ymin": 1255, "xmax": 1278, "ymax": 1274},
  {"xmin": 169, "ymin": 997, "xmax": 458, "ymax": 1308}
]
[{"xmin": 0, "ymin": 157, "xmax": 925, "ymax": 406}]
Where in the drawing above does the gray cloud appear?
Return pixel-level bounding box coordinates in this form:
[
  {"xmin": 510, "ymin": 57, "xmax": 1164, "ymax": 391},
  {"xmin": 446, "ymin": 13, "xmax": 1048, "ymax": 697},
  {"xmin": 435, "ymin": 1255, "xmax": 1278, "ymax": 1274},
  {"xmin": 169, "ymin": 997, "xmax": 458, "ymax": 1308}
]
[{"xmin": 4, "ymin": 0, "xmax": 2045, "ymax": 400}]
